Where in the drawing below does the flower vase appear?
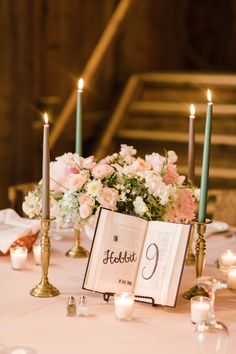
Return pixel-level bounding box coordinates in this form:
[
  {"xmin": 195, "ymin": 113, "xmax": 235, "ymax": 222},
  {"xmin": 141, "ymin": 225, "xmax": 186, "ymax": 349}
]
[{"xmin": 65, "ymin": 227, "xmax": 89, "ymax": 258}]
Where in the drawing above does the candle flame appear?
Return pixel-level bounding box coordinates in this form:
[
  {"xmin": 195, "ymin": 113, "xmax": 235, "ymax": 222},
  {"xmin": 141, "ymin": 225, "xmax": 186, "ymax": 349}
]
[
  {"xmin": 78, "ymin": 78, "xmax": 84, "ymax": 91},
  {"xmin": 43, "ymin": 112, "xmax": 49, "ymax": 124},
  {"xmin": 207, "ymin": 89, "xmax": 212, "ymax": 102},
  {"xmin": 190, "ymin": 104, "xmax": 195, "ymax": 116}
]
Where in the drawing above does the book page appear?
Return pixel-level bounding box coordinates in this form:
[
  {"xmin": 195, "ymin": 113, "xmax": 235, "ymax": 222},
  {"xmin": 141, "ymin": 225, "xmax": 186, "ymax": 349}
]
[
  {"xmin": 83, "ymin": 208, "xmax": 148, "ymax": 294},
  {"xmin": 134, "ymin": 221, "xmax": 190, "ymax": 306}
]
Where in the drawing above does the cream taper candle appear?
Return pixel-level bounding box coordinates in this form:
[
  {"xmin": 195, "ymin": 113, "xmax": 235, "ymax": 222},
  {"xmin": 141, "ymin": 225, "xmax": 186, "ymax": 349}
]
[
  {"xmin": 76, "ymin": 78, "xmax": 83, "ymax": 155},
  {"xmin": 42, "ymin": 113, "xmax": 50, "ymax": 220},
  {"xmin": 188, "ymin": 104, "xmax": 196, "ymax": 183}
]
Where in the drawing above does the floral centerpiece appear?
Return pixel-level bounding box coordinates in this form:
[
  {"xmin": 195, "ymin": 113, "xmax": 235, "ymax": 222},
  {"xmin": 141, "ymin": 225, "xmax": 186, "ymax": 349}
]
[{"xmin": 23, "ymin": 145, "xmax": 197, "ymax": 233}]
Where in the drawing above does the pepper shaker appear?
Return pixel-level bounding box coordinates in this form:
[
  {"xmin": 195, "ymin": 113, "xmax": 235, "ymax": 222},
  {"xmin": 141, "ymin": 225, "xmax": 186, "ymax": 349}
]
[{"xmin": 66, "ymin": 295, "xmax": 76, "ymax": 317}]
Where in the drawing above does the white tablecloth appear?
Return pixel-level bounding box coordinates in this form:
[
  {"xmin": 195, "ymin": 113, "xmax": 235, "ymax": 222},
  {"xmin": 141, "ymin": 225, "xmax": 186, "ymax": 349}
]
[{"xmin": 0, "ymin": 228, "xmax": 235, "ymax": 354}]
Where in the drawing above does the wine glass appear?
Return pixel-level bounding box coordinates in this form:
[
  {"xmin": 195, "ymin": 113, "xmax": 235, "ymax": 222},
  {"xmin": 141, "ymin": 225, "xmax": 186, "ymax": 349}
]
[{"xmin": 193, "ymin": 276, "xmax": 229, "ymax": 354}]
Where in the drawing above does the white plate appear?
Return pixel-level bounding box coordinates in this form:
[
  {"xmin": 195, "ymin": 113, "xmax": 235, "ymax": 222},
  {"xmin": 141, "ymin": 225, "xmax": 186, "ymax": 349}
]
[{"xmin": 206, "ymin": 220, "xmax": 229, "ymax": 234}]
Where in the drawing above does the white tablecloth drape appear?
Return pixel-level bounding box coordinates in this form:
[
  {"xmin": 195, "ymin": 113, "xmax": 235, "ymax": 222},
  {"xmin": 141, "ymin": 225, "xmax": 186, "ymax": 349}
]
[{"xmin": 0, "ymin": 227, "xmax": 235, "ymax": 354}]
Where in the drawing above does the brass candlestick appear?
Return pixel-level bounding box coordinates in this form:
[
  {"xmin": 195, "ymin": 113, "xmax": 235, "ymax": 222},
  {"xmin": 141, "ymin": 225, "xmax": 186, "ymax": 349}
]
[
  {"xmin": 185, "ymin": 223, "xmax": 195, "ymax": 265},
  {"xmin": 183, "ymin": 220, "xmax": 211, "ymax": 299},
  {"xmin": 65, "ymin": 227, "xmax": 89, "ymax": 258},
  {"xmin": 30, "ymin": 219, "xmax": 60, "ymax": 297}
]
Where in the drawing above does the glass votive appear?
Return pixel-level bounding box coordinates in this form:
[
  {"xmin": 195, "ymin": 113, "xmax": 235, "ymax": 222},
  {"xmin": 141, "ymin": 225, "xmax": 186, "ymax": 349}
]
[
  {"xmin": 114, "ymin": 292, "xmax": 134, "ymax": 321},
  {"xmin": 33, "ymin": 244, "xmax": 41, "ymax": 265},
  {"xmin": 10, "ymin": 247, "xmax": 28, "ymax": 270},
  {"xmin": 190, "ymin": 296, "xmax": 210, "ymax": 324},
  {"xmin": 220, "ymin": 250, "xmax": 236, "ymax": 270},
  {"xmin": 228, "ymin": 266, "xmax": 236, "ymax": 290}
]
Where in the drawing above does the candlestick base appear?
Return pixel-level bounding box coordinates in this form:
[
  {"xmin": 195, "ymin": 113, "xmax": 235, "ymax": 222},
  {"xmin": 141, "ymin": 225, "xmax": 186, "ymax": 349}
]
[
  {"xmin": 183, "ymin": 285, "xmax": 209, "ymax": 300},
  {"xmin": 65, "ymin": 227, "xmax": 89, "ymax": 258},
  {"xmin": 30, "ymin": 278, "xmax": 59, "ymax": 298}
]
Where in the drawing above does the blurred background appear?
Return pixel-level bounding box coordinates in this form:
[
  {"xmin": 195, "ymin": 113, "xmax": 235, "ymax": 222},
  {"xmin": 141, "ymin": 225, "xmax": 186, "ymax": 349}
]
[{"xmin": 0, "ymin": 0, "xmax": 236, "ymax": 211}]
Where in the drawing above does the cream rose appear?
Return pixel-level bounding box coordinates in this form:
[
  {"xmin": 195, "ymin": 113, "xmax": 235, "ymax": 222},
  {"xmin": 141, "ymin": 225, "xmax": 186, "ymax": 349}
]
[{"xmin": 97, "ymin": 187, "xmax": 118, "ymax": 210}]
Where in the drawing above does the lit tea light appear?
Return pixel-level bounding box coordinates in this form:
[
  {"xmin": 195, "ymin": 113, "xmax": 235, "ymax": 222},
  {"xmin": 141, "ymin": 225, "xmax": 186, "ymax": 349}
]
[
  {"xmin": 10, "ymin": 247, "xmax": 28, "ymax": 270},
  {"xmin": 33, "ymin": 244, "xmax": 41, "ymax": 265},
  {"xmin": 191, "ymin": 296, "xmax": 210, "ymax": 324},
  {"xmin": 228, "ymin": 266, "xmax": 236, "ymax": 290},
  {"xmin": 114, "ymin": 292, "xmax": 134, "ymax": 321},
  {"xmin": 220, "ymin": 250, "xmax": 236, "ymax": 268}
]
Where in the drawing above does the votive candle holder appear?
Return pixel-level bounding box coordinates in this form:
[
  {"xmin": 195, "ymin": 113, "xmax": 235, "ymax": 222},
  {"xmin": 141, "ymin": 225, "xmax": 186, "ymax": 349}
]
[
  {"xmin": 191, "ymin": 296, "xmax": 210, "ymax": 324},
  {"xmin": 228, "ymin": 266, "xmax": 236, "ymax": 290},
  {"xmin": 114, "ymin": 292, "xmax": 134, "ymax": 321},
  {"xmin": 10, "ymin": 247, "xmax": 28, "ymax": 270},
  {"xmin": 33, "ymin": 244, "xmax": 41, "ymax": 265}
]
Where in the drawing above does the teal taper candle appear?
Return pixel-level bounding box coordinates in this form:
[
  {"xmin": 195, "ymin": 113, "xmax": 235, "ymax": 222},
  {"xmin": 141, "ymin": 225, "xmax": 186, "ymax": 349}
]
[
  {"xmin": 198, "ymin": 90, "xmax": 213, "ymax": 222},
  {"xmin": 76, "ymin": 78, "xmax": 83, "ymax": 155}
]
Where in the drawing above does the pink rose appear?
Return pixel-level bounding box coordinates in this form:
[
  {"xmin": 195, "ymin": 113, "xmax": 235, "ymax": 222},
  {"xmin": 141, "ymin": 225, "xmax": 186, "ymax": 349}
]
[
  {"xmin": 67, "ymin": 173, "xmax": 87, "ymax": 192},
  {"xmin": 92, "ymin": 164, "xmax": 114, "ymax": 179},
  {"xmin": 79, "ymin": 194, "xmax": 94, "ymax": 206},
  {"xmin": 162, "ymin": 163, "xmax": 180, "ymax": 184},
  {"xmin": 68, "ymin": 167, "xmax": 80, "ymax": 174},
  {"xmin": 97, "ymin": 187, "xmax": 118, "ymax": 210},
  {"xmin": 164, "ymin": 188, "xmax": 196, "ymax": 222},
  {"xmin": 82, "ymin": 156, "xmax": 97, "ymax": 170},
  {"xmin": 79, "ymin": 203, "xmax": 92, "ymax": 219}
]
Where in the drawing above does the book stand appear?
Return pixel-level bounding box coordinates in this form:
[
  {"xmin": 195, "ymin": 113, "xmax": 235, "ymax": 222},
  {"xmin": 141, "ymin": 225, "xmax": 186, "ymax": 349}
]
[{"xmin": 103, "ymin": 292, "xmax": 157, "ymax": 307}]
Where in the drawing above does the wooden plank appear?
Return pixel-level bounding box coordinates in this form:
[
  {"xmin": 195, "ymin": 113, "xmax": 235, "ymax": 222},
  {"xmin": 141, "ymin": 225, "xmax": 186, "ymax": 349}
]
[
  {"xmin": 130, "ymin": 101, "xmax": 236, "ymax": 115},
  {"xmin": 179, "ymin": 166, "xmax": 236, "ymax": 180},
  {"xmin": 49, "ymin": 0, "xmax": 137, "ymax": 149},
  {"xmin": 117, "ymin": 129, "xmax": 236, "ymax": 146},
  {"xmin": 139, "ymin": 72, "xmax": 236, "ymax": 86},
  {"xmin": 95, "ymin": 75, "xmax": 141, "ymax": 159}
]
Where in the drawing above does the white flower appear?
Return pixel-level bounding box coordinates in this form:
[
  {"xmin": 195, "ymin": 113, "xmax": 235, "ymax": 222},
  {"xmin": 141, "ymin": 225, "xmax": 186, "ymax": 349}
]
[
  {"xmin": 194, "ymin": 188, "xmax": 201, "ymax": 201},
  {"xmin": 167, "ymin": 150, "xmax": 178, "ymax": 164},
  {"xmin": 133, "ymin": 196, "xmax": 148, "ymax": 216},
  {"xmin": 145, "ymin": 174, "xmax": 171, "ymax": 205},
  {"xmin": 22, "ymin": 191, "xmax": 41, "ymax": 218},
  {"xmin": 50, "ymin": 197, "xmax": 61, "ymax": 219},
  {"xmin": 120, "ymin": 144, "xmax": 137, "ymax": 157},
  {"xmin": 120, "ymin": 191, "xmax": 127, "ymax": 201},
  {"xmin": 86, "ymin": 180, "xmax": 103, "ymax": 196}
]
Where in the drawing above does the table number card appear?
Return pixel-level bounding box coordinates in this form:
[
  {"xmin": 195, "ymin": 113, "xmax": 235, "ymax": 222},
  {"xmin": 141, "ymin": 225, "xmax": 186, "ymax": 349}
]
[{"xmin": 83, "ymin": 208, "xmax": 191, "ymax": 307}]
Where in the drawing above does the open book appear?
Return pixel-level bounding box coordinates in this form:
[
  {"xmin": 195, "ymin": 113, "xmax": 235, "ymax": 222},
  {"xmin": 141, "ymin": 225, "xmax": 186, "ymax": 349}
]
[{"xmin": 83, "ymin": 208, "xmax": 191, "ymax": 307}]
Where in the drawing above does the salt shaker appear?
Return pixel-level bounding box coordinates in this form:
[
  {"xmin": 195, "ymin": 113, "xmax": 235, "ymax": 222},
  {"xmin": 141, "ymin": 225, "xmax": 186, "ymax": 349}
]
[
  {"xmin": 66, "ymin": 296, "xmax": 76, "ymax": 317},
  {"xmin": 76, "ymin": 295, "xmax": 89, "ymax": 317}
]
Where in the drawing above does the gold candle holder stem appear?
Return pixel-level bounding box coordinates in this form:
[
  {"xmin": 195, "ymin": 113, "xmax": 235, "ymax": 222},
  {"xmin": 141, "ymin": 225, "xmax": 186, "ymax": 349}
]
[
  {"xmin": 30, "ymin": 219, "xmax": 60, "ymax": 298},
  {"xmin": 183, "ymin": 220, "xmax": 211, "ymax": 299},
  {"xmin": 195, "ymin": 222, "xmax": 207, "ymax": 279},
  {"xmin": 185, "ymin": 223, "xmax": 195, "ymax": 265},
  {"xmin": 65, "ymin": 227, "xmax": 89, "ymax": 258}
]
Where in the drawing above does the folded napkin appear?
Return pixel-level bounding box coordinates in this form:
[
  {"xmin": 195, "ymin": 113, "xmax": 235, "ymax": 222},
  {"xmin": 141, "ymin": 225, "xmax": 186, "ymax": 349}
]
[{"xmin": 0, "ymin": 209, "xmax": 40, "ymax": 254}]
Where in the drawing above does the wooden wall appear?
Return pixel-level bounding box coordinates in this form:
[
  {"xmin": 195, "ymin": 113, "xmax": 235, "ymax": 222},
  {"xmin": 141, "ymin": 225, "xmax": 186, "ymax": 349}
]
[{"xmin": 0, "ymin": 0, "xmax": 236, "ymax": 209}]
